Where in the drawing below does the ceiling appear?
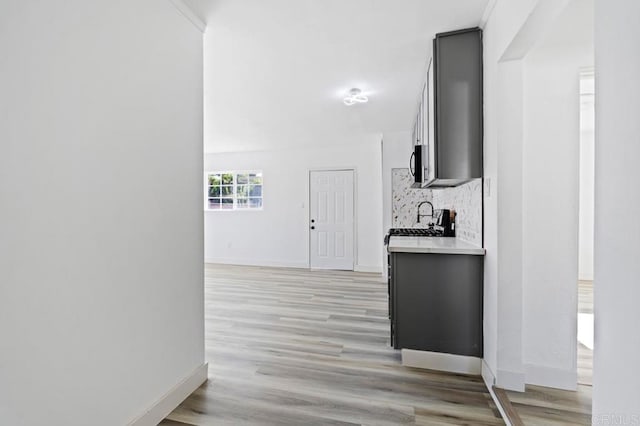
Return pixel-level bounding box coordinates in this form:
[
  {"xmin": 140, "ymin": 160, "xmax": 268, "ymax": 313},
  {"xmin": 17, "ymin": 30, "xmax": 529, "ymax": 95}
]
[{"xmin": 186, "ymin": 0, "xmax": 490, "ymax": 153}]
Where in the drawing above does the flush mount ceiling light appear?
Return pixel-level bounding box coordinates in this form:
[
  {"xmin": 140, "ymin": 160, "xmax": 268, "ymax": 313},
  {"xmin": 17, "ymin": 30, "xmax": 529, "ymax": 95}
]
[{"xmin": 343, "ymin": 88, "xmax": 369, "ymax": 106}]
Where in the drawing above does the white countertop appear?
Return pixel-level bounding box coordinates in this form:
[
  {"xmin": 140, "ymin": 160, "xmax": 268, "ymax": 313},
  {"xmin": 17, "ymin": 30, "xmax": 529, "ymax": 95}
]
[{"xmin": 388, "ymin": 236, "xmax": 485, "ymax": 256}]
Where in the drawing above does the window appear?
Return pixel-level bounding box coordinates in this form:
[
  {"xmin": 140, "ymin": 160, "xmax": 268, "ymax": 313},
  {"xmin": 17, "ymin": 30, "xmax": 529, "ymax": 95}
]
[{"xmin": 206, "ymin": 171, "xmax": 263, "ymax": 210}]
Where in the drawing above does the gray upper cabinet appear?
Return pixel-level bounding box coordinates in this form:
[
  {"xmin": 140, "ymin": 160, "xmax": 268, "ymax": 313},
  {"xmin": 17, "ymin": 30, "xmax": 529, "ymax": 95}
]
[{"xmin": 426, "ymin": 28, "xmax": 483, "ymax": 188}]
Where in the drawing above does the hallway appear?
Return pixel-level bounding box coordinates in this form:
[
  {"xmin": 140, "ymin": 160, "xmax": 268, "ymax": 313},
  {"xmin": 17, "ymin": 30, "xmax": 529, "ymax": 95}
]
[{"xmin": 161, "ymin": 264, "xmax": 503, "ymax": 425}]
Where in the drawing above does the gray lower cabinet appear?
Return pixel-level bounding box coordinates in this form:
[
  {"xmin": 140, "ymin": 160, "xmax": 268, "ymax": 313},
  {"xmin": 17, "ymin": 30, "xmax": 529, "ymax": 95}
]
[{"xmin": 390, "ymin": 252, "xmax": 483, "ymax": 357}]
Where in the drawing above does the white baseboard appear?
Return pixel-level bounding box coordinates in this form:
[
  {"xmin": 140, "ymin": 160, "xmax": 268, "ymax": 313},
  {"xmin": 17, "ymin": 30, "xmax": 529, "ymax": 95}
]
[
  {"xmin": 481, "ymin": 359, "xmax": 496, "ymax": 388},
  {"xmin": 496, "ymin": 369, "xmax": 526, "ymax": 392},
  {"xmin": 524, "ymin": 363, "xmax": 577, "ymax": 391},
  {"xmin": 402, "ymin": 349, "xmax": 482, "ymax": 375},
  {"xmin": 205, "ymin": 258, "xmax": 384, "ymax": 274},
  {"xmin": 205, "ymin": 258, "xmax": 309, "ymax": 269},
  {"xmin": 128, "ymin": 363, "xmax": 208, "ymax": 426},
  {"xmin": 354, "ymin": 265, "xmax": 383, "ymax": 274},
  {"xmin": 481, "ymin": 361, "xmax": 512, "ymax": 426}
]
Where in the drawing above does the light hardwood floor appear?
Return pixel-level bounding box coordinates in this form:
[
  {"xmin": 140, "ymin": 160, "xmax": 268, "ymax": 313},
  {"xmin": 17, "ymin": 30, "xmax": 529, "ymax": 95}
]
[
  {"xmin": 499, "ymin": 280, "xmax": 594, "ymax": 425},
  {"xmin": 504, "ymin": 384, "xmax": 592, "ymax": 426},
  {"xmin": 578, "ymin": 280, "xmax": 593, "ymax": 386},
  {"xmin": 161, "ymin": 264, "xmax": 504, "ymax": 426}
]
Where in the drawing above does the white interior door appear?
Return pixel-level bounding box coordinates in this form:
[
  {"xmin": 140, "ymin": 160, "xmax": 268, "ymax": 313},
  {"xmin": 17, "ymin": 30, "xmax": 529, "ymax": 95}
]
[{"xmin": 309, "ymin": 170, "xmax": 354, "ymax": 270}]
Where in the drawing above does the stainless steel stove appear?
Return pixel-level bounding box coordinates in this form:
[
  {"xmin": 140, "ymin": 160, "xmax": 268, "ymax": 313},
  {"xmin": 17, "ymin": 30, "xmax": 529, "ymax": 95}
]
[
  {"xmin": 388, "ymin": 228, "xmax": 444, "ymax": 237},
  {"xmin": 383, "ymin": 227, "xmax": 446, "ymax": 246}
]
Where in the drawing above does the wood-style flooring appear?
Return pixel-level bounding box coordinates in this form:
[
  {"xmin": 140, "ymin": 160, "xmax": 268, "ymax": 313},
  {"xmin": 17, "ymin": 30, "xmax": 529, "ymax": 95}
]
[
  {"xmin": 578, "ymin": 280, "xmax": 593, "ymax": 315},
  {"xmin": 499, "ymin": 280, "xmax": 594, "ymax": 425},
  {"xmin": 161, "ymin": 264, "xmax": 504, "ymax": 425},
  {"xmin": 577, "ymin": 280, "xmax": 593, "ymax": 386},
  {"xmin": 504, "ymin": 385, "xmax": 592, "ymax": 426}
]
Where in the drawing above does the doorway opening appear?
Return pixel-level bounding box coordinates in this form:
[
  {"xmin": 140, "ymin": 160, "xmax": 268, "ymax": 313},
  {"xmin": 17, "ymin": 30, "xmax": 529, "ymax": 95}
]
[
  {"xmin": 309, "ymin": 169, "xmax": 355, "ymax": 270},
  {"xmin": 578, "ymin": 70, "xmax": 595, "ymax": 386}
]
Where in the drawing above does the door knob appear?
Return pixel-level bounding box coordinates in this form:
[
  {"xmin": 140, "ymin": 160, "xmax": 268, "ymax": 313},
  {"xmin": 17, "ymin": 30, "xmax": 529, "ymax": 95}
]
[
  {"xmin": 311, "ymin": 219, "xmax": 315, "ymax": 223},
  {"xmin": 310, "ymin": 226, "xmax": 315, "ymax": 230}
]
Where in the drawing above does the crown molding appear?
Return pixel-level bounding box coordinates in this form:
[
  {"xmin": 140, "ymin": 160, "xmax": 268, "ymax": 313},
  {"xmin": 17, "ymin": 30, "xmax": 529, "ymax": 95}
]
[{"xmin": 168, "ymin": 0, "xmax": 207, "ymax": 33}]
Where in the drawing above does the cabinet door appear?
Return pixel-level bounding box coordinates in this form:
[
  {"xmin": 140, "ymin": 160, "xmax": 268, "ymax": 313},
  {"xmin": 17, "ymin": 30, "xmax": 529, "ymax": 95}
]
[
  {"xmin": 393, "ymin": 252, "xmax": 483, "ymax": 356},
  {"xmin": 418, "ymin": 97, "xmax": 423, "ymax": 145},
  {"xmin": 389, "ymin": 253, "xmax": 395, "ymax": 346},
  {"xmin": 425, "ymin": 57, "xmax": 435, "ymax": 183},
  {"xmin": 434, "ymin": 29, "xmax": 483, "ymax": 180}
]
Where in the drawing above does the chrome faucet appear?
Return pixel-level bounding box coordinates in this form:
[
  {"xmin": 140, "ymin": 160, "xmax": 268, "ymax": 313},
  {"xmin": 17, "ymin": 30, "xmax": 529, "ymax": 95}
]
[{"xmin": 417, "ymin": 201, "xmax": 434, "ymax": 224}]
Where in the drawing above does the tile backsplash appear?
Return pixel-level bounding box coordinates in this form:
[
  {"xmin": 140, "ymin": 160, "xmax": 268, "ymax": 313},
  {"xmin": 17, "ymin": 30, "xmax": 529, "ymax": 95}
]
[
  {"xmin": 391, "ymin": 169, "xmax": 433, "ymax": 228},
  {"xmin": 391, "ymin": 168, "xmax": 482, "ymax": 246}
]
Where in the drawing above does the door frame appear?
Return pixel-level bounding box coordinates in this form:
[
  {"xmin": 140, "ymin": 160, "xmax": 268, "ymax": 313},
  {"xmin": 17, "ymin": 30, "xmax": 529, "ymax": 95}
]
[{"xmin": 307, "ymin": 168, "xmax": 357, "ymax": 270}]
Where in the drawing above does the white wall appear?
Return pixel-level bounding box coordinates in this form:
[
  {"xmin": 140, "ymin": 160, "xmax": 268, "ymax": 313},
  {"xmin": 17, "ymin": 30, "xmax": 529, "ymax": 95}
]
[
  {"xmin": 482, "ymin": 0, "xmax": 592, "ymax": 391},
  {"xmin": 521, "ymin": 31, "xmax": 592, "ymax": 389},
  {"xmin": 481, "ymin": 0, "xmax": 541, "ymax": 390},
  {"xmin": 593, "ymin": 0, "xmax": 640, "ymax": 420},
  {"xmin": 579, "ymin": 75, "xmax": 595, "ymax": 281},
  {"xmin": 0, "ymin": 2, "xmax": 204, "ymax": 425},
  {"xmin": 495, "ymin": 59, "xmax": 526, "ymax": 390},
  {"xmin": 204, "ymin": 135, "xmax": 383, "ymax": 273}
]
